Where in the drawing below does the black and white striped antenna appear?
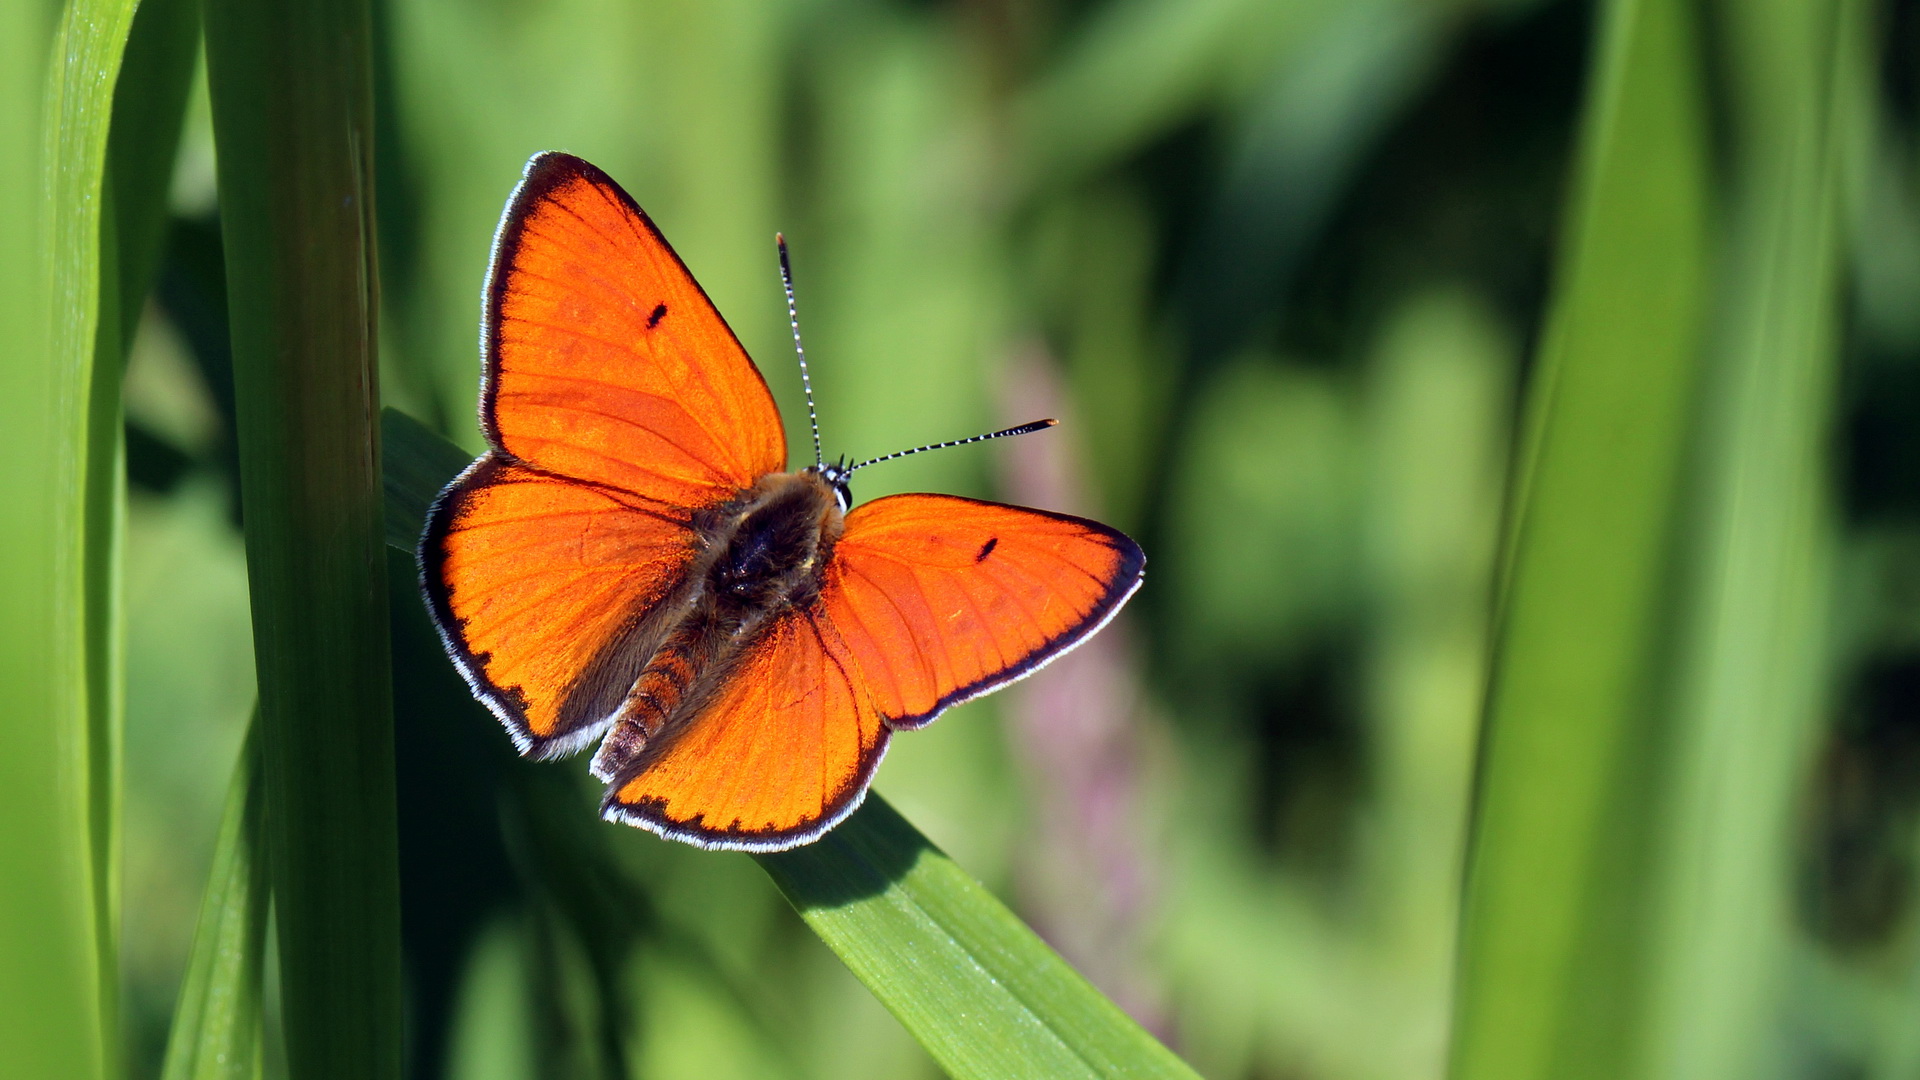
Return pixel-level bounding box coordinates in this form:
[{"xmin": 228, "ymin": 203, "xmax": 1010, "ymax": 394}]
[
  {"xmin": 776, "ymin": 234, "xmax": 824, "ymax": 470},
  {"xmin": 775, "ymin": 235, "xmax": 1055, "ymax": 480},
  {"xmin": 848, "ymin": 419, "xmax": 1057, "ymax": 473}
]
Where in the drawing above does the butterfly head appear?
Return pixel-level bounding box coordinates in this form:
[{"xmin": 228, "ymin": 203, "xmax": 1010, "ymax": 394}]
[{"xmin": 811, "ymin": 458, "xmax": 854, "ymax": 513}]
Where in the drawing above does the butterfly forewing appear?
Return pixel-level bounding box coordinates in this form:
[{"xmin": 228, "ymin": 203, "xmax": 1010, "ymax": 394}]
[
  {"xmin": 426, "ymin": 151, "xmax": 787, "ymax": 756},
  {"xmin": 484, "ymin": 152, "xmax": 786, "ymax": 503}
]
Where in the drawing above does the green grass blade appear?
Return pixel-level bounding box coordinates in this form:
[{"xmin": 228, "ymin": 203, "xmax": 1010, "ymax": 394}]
[
  {"xmin": 46, "ymin": 0, "xmax": 177, "ymax": 1067},
  {"xmin": 161, "ymin": 718, "xmax": 269, "ymax": 1080},
  {"xmin": 91, "ymin": 4, "xmax": 204, "ymax": 1066},
  {"xmin": 202, "ymin": 0, "xmax": 402, "ymax": 1072},
  {"xmin": 1640, "ymin": 0, "xmax": 1852, "ymax": 1076},
  {"xmin": 1448, "ymin": 0, "xmax": 1711, "ymax": 1076},
  {"xmin": 0, "ymin": 3, "xmax": 106, "ymax": 1078},
  {"xmin": 379, "ymin": 408, "xmax": 1199, "ymax": 1080},
  {"xmin": 758, "ymin": 799, "xmax": 1200, "ymax": 1080}
]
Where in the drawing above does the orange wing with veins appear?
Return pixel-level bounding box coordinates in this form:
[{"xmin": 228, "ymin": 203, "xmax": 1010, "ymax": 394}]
[
  {"xmin": 423, "ymin": 153, "xmax": 786, "ymax": 756},
  {"xmin": 424, "ymin": 460, "xmax": 694, "ymax": 755},
  {"xmin": 602, "ymin": 610, "xmax": 890, "ymax": 850},
  {"xmin": 823, "ymin": 494, "xmax": 1145, "ymax": 729},
  {"xmin": 601, "ymin": 494, "xmax": 1142, "ymax": 850},
  {"xmin": 481, "ymin": 151, "xmax": 785, "ymax": 504}
]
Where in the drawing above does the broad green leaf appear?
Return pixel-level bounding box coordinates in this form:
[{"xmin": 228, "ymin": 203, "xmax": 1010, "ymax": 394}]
[
  {"xmin": 379, "ymin": 407, "xmax": 1200, "ymax": 1080},
  {"xmin": 161, "ymin": 719, "xmax": 268, "ymax": 1080},
  {"xmin": 1449, "ymin": 0, "xmax": 1711, "ymax": 1076},
  {"xmin": 202, "ymin": 0, "xmax": 403, "ymax": 1072}
]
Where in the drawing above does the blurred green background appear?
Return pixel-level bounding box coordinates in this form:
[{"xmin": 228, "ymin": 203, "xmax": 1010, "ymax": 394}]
[{"xmin": 98, "ymin": 0, "xmax": 1920, "ymax": 1077}]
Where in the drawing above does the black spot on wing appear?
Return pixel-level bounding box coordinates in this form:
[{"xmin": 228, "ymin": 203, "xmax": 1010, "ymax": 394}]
[
  {"xmin": 975, "ymin": 537, "xmax": 998, "ymax": 562},
  {"xmin": 647, "ymin": 303, "xmax": 667, "ymax": 328}
]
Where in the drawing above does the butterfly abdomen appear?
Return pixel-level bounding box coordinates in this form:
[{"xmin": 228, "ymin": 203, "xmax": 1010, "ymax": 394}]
[
  {"xmin": 589, "ymin": 622, "xmax": 704, "ymax": 780},
  {"xmin": 629, "ymin": 634, "xmax": 699, "ymax": 730}
]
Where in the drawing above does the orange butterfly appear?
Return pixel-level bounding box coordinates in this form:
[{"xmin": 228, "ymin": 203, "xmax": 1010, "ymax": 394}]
[{"xmin": 421, "ymin": 152, "xmax": 1144, "ymax": 851}]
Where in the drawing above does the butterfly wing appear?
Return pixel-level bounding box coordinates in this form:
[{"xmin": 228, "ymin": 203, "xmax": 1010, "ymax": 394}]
[
  {"xmin": 601, "ymin": 610, "xmax": 890, "ymax": 850},
  {"xmin": 423, "ymin": 459, "xmax": 698, "ymax": 757},
  {"xmin": 483, "ymin": 151, "xmax": 786, "ymax": 504},
  {"xmin": 821, "ymin": 494, "xmax": 1145, "ymax": 729},
  {"xmin": 424, "ymin": 152, "xmax": 787, "ymax": 756},
  {"xmin": 598, "ymin": 494, "xmax": 1141, "ymax": 851}
]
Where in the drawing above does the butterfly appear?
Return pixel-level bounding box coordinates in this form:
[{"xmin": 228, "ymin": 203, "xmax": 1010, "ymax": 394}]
[{"xmin": 420, "ymin": 152, "xmax": 1145, "ymax": 851}]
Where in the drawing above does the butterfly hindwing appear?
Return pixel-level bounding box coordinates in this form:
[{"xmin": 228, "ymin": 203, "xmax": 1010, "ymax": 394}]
[
  {"xmin": 821, "ymin": 494, "xmax": 1145, "ymax": 729},
  {"xmin": 601, "ymin": 609, "xmax": 890, "ymax": 850},
  {"xmin": 483, "ymin": 151, "xmax": 787, "ymax": 505}
]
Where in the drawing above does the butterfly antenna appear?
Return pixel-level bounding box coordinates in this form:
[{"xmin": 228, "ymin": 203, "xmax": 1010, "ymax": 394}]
[
  {"xmin": 777, "ymin": 234, "xmax": 825, "ymax": 469},
  {"xmin": 848, "ymin": 419, "xmax": 1058, "ymax": 473}
]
